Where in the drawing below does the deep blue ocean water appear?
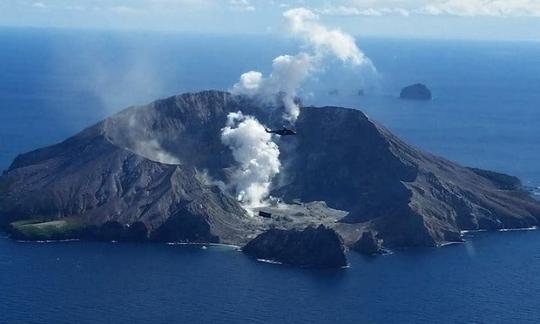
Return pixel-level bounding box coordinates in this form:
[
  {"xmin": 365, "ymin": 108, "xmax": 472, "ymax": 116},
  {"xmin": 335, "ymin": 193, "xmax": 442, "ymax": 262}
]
[
  {"xmin": 1, "ymin": 28, "xmax": 540, "ymax": 323},
  {"xmin": 2, "ymin": 231, "xmax": 540, "ymax": 324}
]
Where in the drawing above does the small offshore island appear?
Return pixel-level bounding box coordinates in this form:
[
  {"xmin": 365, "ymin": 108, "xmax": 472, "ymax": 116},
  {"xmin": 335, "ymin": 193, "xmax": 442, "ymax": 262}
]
[
  {"xmin": 1, "ymin": 91, "xmax": 539, "ymax": 268},
  {"xmin": 400, "ymin": 83, "xmax": 432, "ymax": 100}
]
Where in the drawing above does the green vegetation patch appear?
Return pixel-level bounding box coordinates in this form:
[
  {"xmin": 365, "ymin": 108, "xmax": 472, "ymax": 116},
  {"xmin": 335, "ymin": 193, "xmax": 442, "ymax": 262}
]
[{"xmin": 9, "ymin": 218, "xmax": 85, "ymax": 241}]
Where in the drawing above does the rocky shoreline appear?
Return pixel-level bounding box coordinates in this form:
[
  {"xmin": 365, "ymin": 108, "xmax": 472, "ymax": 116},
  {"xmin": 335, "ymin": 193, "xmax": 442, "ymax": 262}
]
[{"xmin": 2, "ymin": 91, "xmax": 540, "ymax": 268}]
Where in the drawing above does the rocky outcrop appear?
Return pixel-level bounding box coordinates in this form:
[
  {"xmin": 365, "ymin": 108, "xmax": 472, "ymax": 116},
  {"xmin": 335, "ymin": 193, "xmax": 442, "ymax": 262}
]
[
  {"xmin": 353, "ymin": 232, "xmax": 384, "ymax": 255},
  {"xmin": 242, "ymin": 225, "xmax": 347, "ymax": 268},
  {"xmin": 1, "ymin": 90, "xmax": 539, "ymax": 268},
  {"xmin": 468, "ymin": 168, "xmax": 522, "ymax": 191},
  {"xmin": 400, "ymin": 83, "xmax": 432, "ymax": 100},
  {"xmin": 0, "ymin": 92, "xmax": 257, "ymax": 245},
  {"xmin": 277, "ymin": 106, "xmax": 540, "ymax": 248}
]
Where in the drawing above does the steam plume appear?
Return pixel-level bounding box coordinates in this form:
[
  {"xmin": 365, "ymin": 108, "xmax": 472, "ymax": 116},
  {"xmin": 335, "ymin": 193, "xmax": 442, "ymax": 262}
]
[
  {"xmin": 232, "ymin": 7, "xmax": 376, "ymax": 123},
  {"xmin": 284, "ymin": 7, "xmax": 369, "ymax": 65},
  {"xmin": 224, "ymin": 7, "xmax": 376, "ymax": 210},
  {"xmin": 221, "ymin": 111, "xmax": 281, "ymax": 208},
  {"xmin": 134, "ymin": 139, "xmax": 180, "ymax": 165},
  {"xmin": 126, "ymin": 114, "xmax": 180, "ymax": 165}
]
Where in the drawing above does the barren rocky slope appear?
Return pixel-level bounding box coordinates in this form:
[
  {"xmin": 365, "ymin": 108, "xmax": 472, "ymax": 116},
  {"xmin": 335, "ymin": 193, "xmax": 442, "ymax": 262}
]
[{"xmin": 1, "ymin": 90, "xmax": 539, "ymax": 267}]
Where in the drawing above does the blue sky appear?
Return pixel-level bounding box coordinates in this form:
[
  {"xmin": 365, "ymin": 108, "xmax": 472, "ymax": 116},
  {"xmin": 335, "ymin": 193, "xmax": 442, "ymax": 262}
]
[{"xmin": 1, "ymin": 0, "xmax": 540, "ymax": 40}]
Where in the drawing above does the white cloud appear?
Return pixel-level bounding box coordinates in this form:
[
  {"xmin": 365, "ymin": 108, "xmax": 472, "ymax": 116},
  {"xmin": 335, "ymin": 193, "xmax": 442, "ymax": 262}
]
[
  {"xmin": 109, "ymin": 5, "xmax": 143, "ymax": 15},
  {"xmin": 32, "ymin": 2, "xmax": 46, "ymax": 8},
  {"xmin": 317, "ymin": 5, "xmax": 410, "ymax": 17},
  {"xmin": 316, "ymin": 0, "xmax": 540, "ymax": 18},
  {"xmin": 229, "ymin": 0, "xmax": 255, "ymax": 12},
  {"xmin": 21, "ymin": 0, "xmax": 218, "ymax": 14},
  {"xmin": 417, "ymin": 0, "xmax": 540, "ymax": 17}
]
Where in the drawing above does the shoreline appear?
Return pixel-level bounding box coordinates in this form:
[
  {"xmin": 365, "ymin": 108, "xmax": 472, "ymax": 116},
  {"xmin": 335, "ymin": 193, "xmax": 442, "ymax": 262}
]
[
  {"xmin": 461, "ymin": 226, "xmax": 538, "ymax": 235},
  {"xmin": 166, "ymin": 242, "xmax": 241, "ymax": 249}
]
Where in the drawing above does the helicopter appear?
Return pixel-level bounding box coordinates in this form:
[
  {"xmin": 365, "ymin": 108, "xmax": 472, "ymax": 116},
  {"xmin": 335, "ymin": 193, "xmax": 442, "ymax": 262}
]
[{"xmin": 265, "ymin": 127, "xmax": 297, "ymax": 136}]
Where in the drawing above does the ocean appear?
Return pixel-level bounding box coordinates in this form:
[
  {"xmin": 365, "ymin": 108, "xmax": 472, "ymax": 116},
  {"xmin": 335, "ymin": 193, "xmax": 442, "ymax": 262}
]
[{"xmin": 1, "ymin": 28, "xmax": 540, "ymax": 323}]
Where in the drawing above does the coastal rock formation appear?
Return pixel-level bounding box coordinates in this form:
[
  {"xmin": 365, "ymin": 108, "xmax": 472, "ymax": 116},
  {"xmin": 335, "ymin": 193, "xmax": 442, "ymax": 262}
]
[
  {"xmin": 468, "ymin": 168, "xmax": 523, "ymax": 191},
  {"xmin": 1, "ymin": 90, "xmax": 540, "ymax": 267},
  {"xmin": 353, "ymin": 232, "xmax": 384, "ymax": 255},
  {"xmin": 400, "ymin": 83, "xmax": 432, "ymax": 100},
  {"xmin": 242, "ymin": 225, "xmax": 347, "ymax": 268}
]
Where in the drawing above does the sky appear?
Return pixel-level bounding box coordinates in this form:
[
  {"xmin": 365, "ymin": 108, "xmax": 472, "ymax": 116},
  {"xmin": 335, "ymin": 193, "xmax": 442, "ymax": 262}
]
[{"xmin": 1, "ymin": 0, "xmax": 540, "ymax": 40}]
